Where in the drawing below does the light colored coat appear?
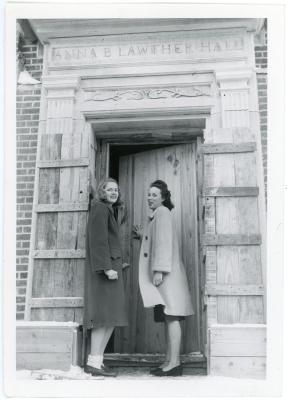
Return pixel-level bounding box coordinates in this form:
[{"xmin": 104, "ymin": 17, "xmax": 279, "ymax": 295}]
[{"xmin": 139, "ymin": 205, "xmax": 194, "ymax": 317}]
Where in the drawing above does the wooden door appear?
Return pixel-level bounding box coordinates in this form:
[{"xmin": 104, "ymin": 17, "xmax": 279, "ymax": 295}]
[{"xmin": 115, "ymin": 143, "xmax": 201, "ymax": 354}]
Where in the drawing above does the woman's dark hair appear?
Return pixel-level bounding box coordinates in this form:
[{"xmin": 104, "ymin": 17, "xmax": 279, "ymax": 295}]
[{"xmin": 150, "ymin": 180, "xmax": 174, "ymax": 211}]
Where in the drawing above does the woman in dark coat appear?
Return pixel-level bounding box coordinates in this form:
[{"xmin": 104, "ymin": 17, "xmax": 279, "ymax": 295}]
[{"xmin": 83, "ymin": 178, "xmax": 128, "ymax": 377}]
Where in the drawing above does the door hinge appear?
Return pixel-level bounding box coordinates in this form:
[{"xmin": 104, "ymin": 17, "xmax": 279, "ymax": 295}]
[{"xmin": 202, "ymin": 205, "xmax": 205, "ymax": 220}]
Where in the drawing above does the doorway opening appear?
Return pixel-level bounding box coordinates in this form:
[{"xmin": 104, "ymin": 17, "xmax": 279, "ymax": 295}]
[
  {"xmin": 90, "ymin": 114, "xmax": 206, "ymax": 366},
  {"xmin": 98, "ymin": 139, "xmax": 203, "ymax": 358}
]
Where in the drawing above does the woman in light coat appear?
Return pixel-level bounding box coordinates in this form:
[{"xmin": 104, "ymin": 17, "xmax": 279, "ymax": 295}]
[{"xmin": 134, "ymin": 180, "xmax": 194, "ymax": 376}]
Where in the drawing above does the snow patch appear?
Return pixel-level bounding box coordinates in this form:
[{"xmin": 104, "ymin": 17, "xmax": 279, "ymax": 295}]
[{"xmin": 17, "ymin": 366, "xmax": 103, "ymax": 380}]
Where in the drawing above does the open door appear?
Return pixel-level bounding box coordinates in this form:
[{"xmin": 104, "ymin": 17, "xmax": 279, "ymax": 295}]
[{"xmin": 112, "ymin": 143, "xmax": 202, "ymax": 356}]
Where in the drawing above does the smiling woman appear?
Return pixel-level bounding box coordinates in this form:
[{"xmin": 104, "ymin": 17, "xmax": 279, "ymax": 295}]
[
  {"xmin": 83, "ymin": 178, "xmax": 128, "ymax": 377},
  {"xmin": 137, "ymin": 180, "xmax": 194, "ymax": 376}
]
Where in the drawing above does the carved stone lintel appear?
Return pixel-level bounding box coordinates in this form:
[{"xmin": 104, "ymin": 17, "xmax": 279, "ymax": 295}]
[{"xmin": 85, "ymin": 85, "xmax": 210, "ymax": 102}]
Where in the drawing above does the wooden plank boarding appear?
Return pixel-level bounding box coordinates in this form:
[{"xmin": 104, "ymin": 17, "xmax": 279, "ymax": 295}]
[
  {"xmin": 16, "ymin": 322, "xmax": 81, "ymax": 371},
  {"xmin": 209, "ymin": 356, "xmax": 266, "ymax": 379},
  {"xmin": 32, "ymin": 249, "xmax": 86, "ymax": 259},
  {"xmin": 201, "ymin": 128, "xmax": 265, "ymax": 370},
  {"xmin": 38, "ymin": 158, "xmax": 89, "ymax": 168},
  {"xmin": 209, "ymin": 325, "xmax": 266, "ymax": 357},
  {"xmin": 30, "ymin": 297, "xmax": 84, "ymax": 308},
  {"xmin": 17, "ymin": 352, "xmax": 73, "ymax": 372},
  {"xmin": 104, "ymin": 353, "xmax": 205, "ymax": 366},
  {"xmin": 203, "ymin": 187, "xmax": 259, "ymax": 197},
  {"xmin": 205, "ymin": 284, "xmax": 264, "ymax": 296},
  {"xmin": 203, "ymin": 234, "xmax": 262, "ymax": 246},
  {"xmin": 200, "ymin": 142, "xmax": 256, "ymax": 154},
  {"xmin": 36, "ymin": 202, "xmax": 89, "ymax": 212}
]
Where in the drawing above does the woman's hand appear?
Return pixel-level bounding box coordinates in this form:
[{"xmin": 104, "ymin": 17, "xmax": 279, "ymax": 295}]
[
  {"xmin": 104, "ymin": 269, "xmax": 118, "ymax": 280},
  {"xmin": 132, "ymin": 224, "xmax": 143, "ymax": 240},
  {"xmin": 122, "ymin": 263, "xmax": 130, "ymax": 270},
  {"xmin": 153, "ymin": 272, "xmax": 163, "ymax": 286}
]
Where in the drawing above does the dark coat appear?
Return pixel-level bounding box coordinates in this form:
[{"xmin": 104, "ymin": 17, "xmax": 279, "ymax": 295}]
[{"xmin": 83, "ymin": 200, "xmax": 128, "ymax": 329}]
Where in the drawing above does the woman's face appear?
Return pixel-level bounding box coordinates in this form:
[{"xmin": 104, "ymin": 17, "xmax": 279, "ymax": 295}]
[
  {"xmin": 148, "ymin": 186, "xmax": 164, "ymax": 210},
  {"xmin": 103, "ymin": 181, "xmax": 119, "ymax": 204}
]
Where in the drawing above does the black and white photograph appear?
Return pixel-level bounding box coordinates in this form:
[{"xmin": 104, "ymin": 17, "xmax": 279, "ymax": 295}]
[{"xmin": 3, "ymin": 2, "xmax": 285, "ymax": 398}]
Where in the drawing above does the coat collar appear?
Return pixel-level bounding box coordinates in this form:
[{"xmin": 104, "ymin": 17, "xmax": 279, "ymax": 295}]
[
  {"xmin": 94, "ymin": 200, "xmax": 114, "ymax": 214},
  {"xmin": 148, "ymin": 205, "xmax": 165, "ymax": 221}
]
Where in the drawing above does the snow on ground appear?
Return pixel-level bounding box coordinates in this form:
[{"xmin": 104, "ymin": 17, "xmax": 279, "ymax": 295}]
[
  {"xmin": 17, "ymin": 366, "xmax": 103, "ymax": 380},
  {"xmin": 16, "ymin": 366, "xmax": 263, "ymax": 382},
  {"xmin": 16, "ymin": 366, "xmax": 200, "ymax": 380}
]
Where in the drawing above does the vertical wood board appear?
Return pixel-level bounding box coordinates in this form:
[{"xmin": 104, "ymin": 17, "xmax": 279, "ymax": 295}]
[{"xmin": 209, "ymin": 356, "xmax": 266, "ymax": 379}]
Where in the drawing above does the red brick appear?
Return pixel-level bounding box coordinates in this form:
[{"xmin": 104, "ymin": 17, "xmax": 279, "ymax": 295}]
[
  {"xmin": 23, "ymin": 96, "xmax": 40, "ymax": 101},
  {"xmin": 17, "ymin": 102, "xmax": 33, "ymax": 108},
  {"xmin": 17, "ymin": 115, "xmax": 32, "ymax": 121},
  {"xmin": 16, "ymin": 280, "xmax": 27, "ymax": 287},
  {"xmin": 18, "ymin": 204, "xmax": 32, "ymax": 211},
  {"xmin": 17, "ymin": 148, "xmax": 37, "ymax": 155},
  {"xmin": 16, "ymin": 234, "xmax": 31, "ymax": 241},
  {"xmin": 17, "ymin": 288, "xmax": 27, "ymax": 295},
  {"xmin": 17, "ymin": 219, "xmax": 31, "ymax": 226},
  {"xmin": 21, "ymin": 108, "xmax": 40, "ymax": 114},
  {"xmin": 17, "ymin": 121, "xmax": 26, "ymax": 127}
]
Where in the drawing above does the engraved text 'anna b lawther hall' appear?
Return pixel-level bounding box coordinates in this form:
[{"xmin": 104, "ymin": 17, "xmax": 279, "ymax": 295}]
[{"xmin": 51, "ymin": 36, "xmax": 245, "ymax": 64}]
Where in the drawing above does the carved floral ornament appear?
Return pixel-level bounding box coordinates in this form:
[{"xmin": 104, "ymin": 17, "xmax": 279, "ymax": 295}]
[{"xmin": 85, "ymin": 86, "xmax": 211, "ymax": 102}]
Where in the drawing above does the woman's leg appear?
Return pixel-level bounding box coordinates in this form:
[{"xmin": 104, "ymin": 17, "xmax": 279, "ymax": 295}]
[
  {"xmin": 88, "ymin": 326, "xmax": 114, "ymax": 368},
  {"xmin": 162, "ymin": 316, "xmax": 181, "ymax": 371},
  {"xmin": 159, "ymin": 322, "xmax": 171, "ymax": 368},
  {"xmin": 100, "ymin": 327, "xmax": 114, "ymax": 365}
]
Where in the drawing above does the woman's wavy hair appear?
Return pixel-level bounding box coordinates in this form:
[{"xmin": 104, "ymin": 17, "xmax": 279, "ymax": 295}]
[
  {"xmin": 93, "ymin": 177, "xmax": 127, "ymax": 224},
  {"xmin": 150, "ymin": 180, "xmax": 174, "ymax": 211}
]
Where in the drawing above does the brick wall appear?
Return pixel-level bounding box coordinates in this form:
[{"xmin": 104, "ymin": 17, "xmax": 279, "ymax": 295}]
[
  {"xmin": 16, "ymin": 41, "xmax": 43, "ymax": 319},
  {"xmin": 255, "ymin": 22, "xmax": 267, "ymax": 198}
]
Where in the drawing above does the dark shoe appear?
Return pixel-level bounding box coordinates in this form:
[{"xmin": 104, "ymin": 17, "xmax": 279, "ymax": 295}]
[
  {"xmin": 151, "ymin": 364, "xmax": 183, "ymax": 377},
  {"xmin": 84, "ymin": 364, "xmax": 117, "ymax": 377},
  {"xmin": 101, "ymin": 364, "xmax": 116, "ymax": 374},
  {"xmin": 150, "ymin": 367, "xmax": 163, "ymax": 374}
]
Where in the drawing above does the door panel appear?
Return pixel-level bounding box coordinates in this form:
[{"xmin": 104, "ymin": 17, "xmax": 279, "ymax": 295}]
[{"xmin": 115, "ymin": 143, "xmax": 200, "ymax": 354}]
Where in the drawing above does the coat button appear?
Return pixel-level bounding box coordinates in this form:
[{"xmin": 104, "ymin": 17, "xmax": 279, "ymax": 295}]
[
  {"xmin": 144, "ymin": 253, "xmax": 148, "ymax": 257},
  {"xmin": 145, "ymin": 236, "xmax": 148, "ymax": 240}
]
